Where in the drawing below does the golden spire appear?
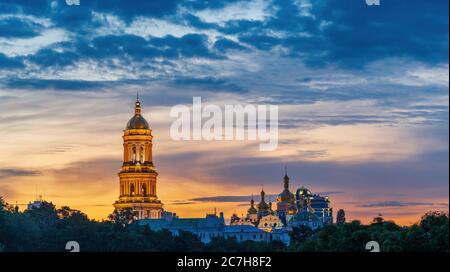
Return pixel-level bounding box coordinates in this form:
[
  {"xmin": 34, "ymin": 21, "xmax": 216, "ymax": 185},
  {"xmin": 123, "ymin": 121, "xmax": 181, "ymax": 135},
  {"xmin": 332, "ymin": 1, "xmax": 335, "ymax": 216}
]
[
  {"xmin": 283, "ymin": 166, "xmax": 290, "ymax": 190},
  {"xmin": 135, "ymin": 92, "xmax": 141, "ymax": 115}
]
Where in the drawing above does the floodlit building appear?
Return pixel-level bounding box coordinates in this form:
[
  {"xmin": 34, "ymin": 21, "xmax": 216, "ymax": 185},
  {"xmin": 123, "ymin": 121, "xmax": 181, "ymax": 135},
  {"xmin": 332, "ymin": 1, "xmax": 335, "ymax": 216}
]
[
  {"xmin": 113, "ymin": 97, "xmax": 165, "ymax": 219},
  {"xmin": 138, "ymin": 212, "xmax": 290, "ymax": 244}
]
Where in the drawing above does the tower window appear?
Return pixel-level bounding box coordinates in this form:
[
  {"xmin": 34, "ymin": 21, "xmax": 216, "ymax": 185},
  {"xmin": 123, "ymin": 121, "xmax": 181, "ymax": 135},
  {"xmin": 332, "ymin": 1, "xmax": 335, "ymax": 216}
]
[
  {"xmin": 130, "ymin": 183, "xmax": 135, "ymax": 195},
  {"xmin": 132, "ymin": 147, "xmax": 137, "ymax": 163},
  {"xmin": 142, "ymin": 183, "xmax": 147, "ymax": 196},
  {"xmin": 140, "ymin": 146, "xmax": 144, "ymax": 163}
]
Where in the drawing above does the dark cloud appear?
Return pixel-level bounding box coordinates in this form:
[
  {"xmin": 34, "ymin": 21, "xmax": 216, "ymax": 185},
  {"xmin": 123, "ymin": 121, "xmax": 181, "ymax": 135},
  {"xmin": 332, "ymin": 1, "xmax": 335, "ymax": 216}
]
[
  {"xmin": 181, "ymin": 14, "xmax": 218, "ymax": 30},
  {"xmin": 187, "ymin": 191, "xmax": 341, "ymax": 203},
  {"xmin": 28, "ymin": 47, "xmax": 80, "ymax": 68},
  {"xmin": 357, "ymin": 201, "xmax": 437, "ymax": 208},
  {"xmin": 169, "ymin": 201, "xmax": 198, "ymax": 206},
  {"xmin": 27, "ymin": 33, "xmax": 220, "ymax": 70},
  {"xmin": 2, "ymin": 0, "xmax": 447, "ymax": 70},
  {"xmin": 239, "ymin": 34, "xmax": 280, "ymax": 51},
  {"xmin": 233, "ymin": 0, "xmax": 449, "ymax": 68},
  {"xmin": 171, "ymin": 77, "xmax": 247, "ymax": 93},
  {"xmin": 219, "ymin": 20, "xmax": 263, "ymax": 35},
  {"xmin": 206, "ymin": 149, "xmax": 449, "ymax": 195},
  {"xmin": 151, "ymin": 34, "xmax": 221, "ymax": 59},
  {"xmin": 191, "ymin": 195, "xmax": 250, "ymax": 203},
  {"xmin": 0, "ymin": 53, "xmax": 24, "ymax": 69},
  {"xmin": 0, "ymin": 0, "xmax": 53, "ymax": 16},
  {"xmin": 213, "ymin": 38, "xmax": 247, "ymax": 52},
  {"xmin": 1, "ymin": 78, "xmax": 110, "ymax": 90},
  {"xmin": 0, "ymin": 0, "xmax": 446, "ymax": 97},
  {"xmin": 0, "ymin": 168, "xmax": 42, "ymax": 180},
  {"xmin": 182, "ymin": 0, "xmax": 242, "ymax": 11},
  {"xmin": 307, "ymin": 0, "xmax": 449, "ymax": 67},
  {"xmin": 94, "ymin": 0, "xmax": 178, "ymax": 22},
  {"xmin": 0, "ymin": 17, "xmax": 42, "ymax": 38}
]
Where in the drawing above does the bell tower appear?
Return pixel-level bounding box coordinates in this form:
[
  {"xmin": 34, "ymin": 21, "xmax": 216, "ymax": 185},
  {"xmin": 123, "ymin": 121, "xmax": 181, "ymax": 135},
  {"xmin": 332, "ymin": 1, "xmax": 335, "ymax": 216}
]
[{"xmin": 113, "ymin": 96, "xmax": 163, "ymax": 219}]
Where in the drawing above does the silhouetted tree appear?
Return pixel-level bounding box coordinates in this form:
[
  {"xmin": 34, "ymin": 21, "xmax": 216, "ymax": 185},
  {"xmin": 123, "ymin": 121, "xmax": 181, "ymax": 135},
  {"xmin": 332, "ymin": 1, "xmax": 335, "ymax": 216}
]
[
  {"xmin": 336, "ymin": 209, "xmax": 346, "ymax": 225},
  {"xmin": 108, "ymin": 208, "xmax": 136, "ymax": 228},
  {"xmin": 0, "ymin": 194, "xmax": 448, "ymax": 252}
]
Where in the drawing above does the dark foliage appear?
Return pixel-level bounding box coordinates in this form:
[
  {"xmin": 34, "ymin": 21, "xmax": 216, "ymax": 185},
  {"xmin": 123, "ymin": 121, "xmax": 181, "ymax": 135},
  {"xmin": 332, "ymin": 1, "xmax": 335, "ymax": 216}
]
[
  {"xmin": 0, "ymin": 197, "xmax": 448, "ymax": 252},
  {"xmin": 288, "ymin": 212, "xmax": 449, "ymax": 252}
]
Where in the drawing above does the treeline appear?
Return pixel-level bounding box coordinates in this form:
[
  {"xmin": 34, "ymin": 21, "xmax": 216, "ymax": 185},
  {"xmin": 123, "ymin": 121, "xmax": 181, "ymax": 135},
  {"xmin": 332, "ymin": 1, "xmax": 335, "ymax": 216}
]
[
  {"xmin": 290, "ymin": 212, "xmax": 448, "ymax": 252},
  {"xmin": 0, "ymin": 197, "xmax": 448, "ymax": 252}
]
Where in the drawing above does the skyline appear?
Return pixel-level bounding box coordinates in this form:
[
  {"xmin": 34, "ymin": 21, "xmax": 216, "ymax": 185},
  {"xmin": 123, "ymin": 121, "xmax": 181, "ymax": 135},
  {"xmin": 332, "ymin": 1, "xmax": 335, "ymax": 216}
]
[{"xmin": 0, "ymin": 0, "xmax": 448, "ymax": 225}]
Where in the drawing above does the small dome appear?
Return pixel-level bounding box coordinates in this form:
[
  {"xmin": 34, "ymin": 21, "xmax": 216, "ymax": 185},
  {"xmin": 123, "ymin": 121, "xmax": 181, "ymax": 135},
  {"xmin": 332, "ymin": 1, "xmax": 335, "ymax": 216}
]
[
  {"xmin": 126, "ymin": 98, "xmax": 150, "ymax": 130},
  {"xmin": 247, "ymin": 206, "xmax": 257, "ymax": 215},
  {"xmin": 296, "ymin": 186, "xmax": 313, "ymax": 200},
  {"xmin": 257, "ymin": 201, "xmax": 269, "ymax": 211},
  {"xmin": 277, "ymin": 189, "xmax": 295, "ymax": 203},
  {"xmin": 126, "ymin": 115, "xmax": 149, "ymax": 130}
]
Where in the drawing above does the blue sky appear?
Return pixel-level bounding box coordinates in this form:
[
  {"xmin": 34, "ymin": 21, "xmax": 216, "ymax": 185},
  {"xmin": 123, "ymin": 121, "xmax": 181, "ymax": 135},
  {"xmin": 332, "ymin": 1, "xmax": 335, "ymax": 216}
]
[{"xmin": 0, "ymin": 0, "xmax": 448, "ymax": 224}]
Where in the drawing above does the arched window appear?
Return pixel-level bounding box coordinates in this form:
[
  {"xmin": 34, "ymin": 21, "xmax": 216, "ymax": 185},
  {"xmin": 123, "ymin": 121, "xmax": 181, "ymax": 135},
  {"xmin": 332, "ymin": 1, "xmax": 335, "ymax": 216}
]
[
  {"xmin": 142, "ymin": 183, "xmax": 147, "ymax": 196},
  {"xmin": 140, "ymin": 146, "xmax": 144, "ymax": 163},
  {"xmin": 132, "ymin": 147, "xmax": 137, "ymax": 163},
  {"xmin": 130, "ymin": 183, "xmax": 135, "ymax": 195},
  {"xmin": 121, "ymin": 185, "xmax": 124, "ymax": 195}
]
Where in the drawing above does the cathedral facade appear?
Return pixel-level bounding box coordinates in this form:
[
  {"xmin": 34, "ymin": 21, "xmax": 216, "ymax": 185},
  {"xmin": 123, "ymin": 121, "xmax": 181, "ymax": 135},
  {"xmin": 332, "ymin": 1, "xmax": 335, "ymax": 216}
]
[{"xmin": 113, "ymin": 98, "xmax": 164, "ymax": 219}]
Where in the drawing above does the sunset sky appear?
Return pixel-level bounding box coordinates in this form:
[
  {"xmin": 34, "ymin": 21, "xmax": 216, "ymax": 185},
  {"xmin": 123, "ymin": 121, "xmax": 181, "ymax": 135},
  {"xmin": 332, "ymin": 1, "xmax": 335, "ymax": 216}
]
[{"xmin": 0, "ymin": 0, "xmax": 448, "ymax": 225}]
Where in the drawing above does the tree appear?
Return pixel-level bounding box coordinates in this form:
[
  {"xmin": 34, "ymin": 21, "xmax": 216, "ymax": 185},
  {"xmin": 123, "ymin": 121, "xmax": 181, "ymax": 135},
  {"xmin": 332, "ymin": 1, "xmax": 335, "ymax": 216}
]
[
  {"xmin": 1, "ymin": 193, "xmax": 449, "ymax": 252},
  {"xmin": 289, "ymin": 225, "xmax": 314, "ymax": 250},
  {"xmin": 173, "ymin": 231, "xmax": 204, "ymax": 251},
  {"xmin": 419, "ymin": 211, "xmax": 449, "ymax": 252},
  {"xmin": 108, "ymin": 208, "xmax": 136, "ymax": 228},
  {"xmin": 372, "ymin": 213, "xmax": 385, "ymax": 224},
  {"xmin": 336, "ymin": 209, "xmax": 346, "ymax": 225}
]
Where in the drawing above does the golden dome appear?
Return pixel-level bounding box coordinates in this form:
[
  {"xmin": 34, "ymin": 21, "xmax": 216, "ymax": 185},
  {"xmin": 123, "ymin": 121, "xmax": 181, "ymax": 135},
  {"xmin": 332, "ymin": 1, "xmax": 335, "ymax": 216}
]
[
  {"xmin": 277, "ymin": 189, "xmax": 295, "ymax": 203},
  {"xmin": 296, "ymin": 186, "xmax": 313, "ymax": 200},
  {"xmin": 257, "ymin": 188, "xmax": 270, "ymax": 211},
  {"xmin": 126, "ymin": 99, "xmax": 149, "ymax": 130},
  {"xmin": 248, "ymin": 196, "xmax": 257, "ymax": 214},
  {"xmin": 126, "ymin": 115, "xmax": 149, "ymax": 130},
  {"xmin": 277, "ymin": 170, "xmax": 296, "ymax": 203},
  {"xmin": 247, "ymin": 206, "xmax": 257, "ymax": 215}
]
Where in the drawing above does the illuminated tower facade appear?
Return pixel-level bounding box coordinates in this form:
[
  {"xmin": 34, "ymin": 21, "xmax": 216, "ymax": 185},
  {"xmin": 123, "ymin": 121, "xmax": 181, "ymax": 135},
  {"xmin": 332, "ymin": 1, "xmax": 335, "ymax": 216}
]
[{"xmin": 113, "ymin": 97, "xmax": 163, "ymax": 219}]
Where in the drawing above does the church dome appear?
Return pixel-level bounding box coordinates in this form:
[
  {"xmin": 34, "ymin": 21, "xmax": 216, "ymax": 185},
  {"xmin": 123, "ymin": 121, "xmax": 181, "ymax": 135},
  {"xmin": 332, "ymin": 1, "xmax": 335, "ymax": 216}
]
[
  {"xmin": 247, "ymin": 206, "xmax": 257, "ymax": 215},
  {"xmin": 126, "ymin": 98, "xmax": 150, "ymax": 130},
  {"xmin": 277, "ymin": 189, "xmax": 295, "ymax": 203},
  {"xmin": 248, "ymin": 196, "xmax": 257, "ymax": 214},
  {"xmin": 257, "ymin": 189, "xmax": 270, "ymax": 211},
  {"xmin": 277, "ymin": 170, "xmax": 295, "ymax": 203},
  {"xmin": 295, "ymin": 186, "xmax": 313, "ymax": 201},
  {"xmin": 126, "ymin": 115, "xmax": 149, "ymax": 130},
  {"xmin": 257, "ymin": 201, "xmax": 269, "ymax": 210}
]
